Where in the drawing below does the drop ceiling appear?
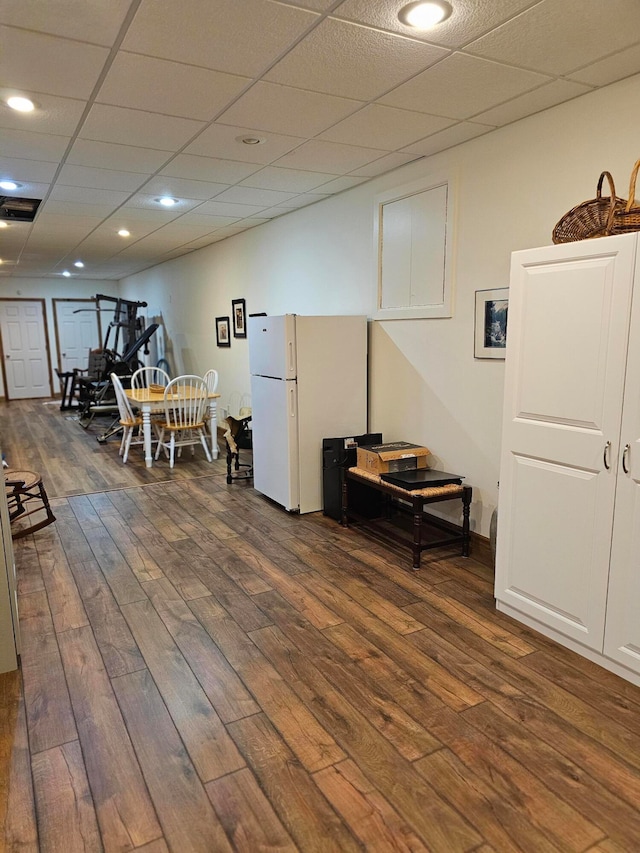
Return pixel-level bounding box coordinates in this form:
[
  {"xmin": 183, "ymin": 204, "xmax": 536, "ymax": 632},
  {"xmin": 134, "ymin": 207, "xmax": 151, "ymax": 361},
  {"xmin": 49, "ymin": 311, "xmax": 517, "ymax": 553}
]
[{"xmin": 2, "ymin": 0, "xmax": 640, "ymax": 281}]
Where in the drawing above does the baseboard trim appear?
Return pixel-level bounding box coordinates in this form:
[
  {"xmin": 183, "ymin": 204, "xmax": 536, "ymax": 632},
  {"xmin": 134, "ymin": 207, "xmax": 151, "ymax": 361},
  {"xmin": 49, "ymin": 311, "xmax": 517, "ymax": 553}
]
[{"xmin": 470, "ymin": 531, "xmax": 493, "ymax": 569}]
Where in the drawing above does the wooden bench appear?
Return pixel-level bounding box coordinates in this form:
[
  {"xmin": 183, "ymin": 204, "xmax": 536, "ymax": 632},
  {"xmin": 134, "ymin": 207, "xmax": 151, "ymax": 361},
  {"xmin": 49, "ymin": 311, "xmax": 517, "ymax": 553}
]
[{"xmin": 341, "ymin": 466, "xmax": 471, "ymax": 570}]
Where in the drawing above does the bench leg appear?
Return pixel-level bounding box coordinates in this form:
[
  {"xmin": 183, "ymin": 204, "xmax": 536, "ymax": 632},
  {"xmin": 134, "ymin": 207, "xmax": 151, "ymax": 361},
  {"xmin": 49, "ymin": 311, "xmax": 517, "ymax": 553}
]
[
  {"xmin": 412, "ymin": 497, "xmax": 422, "ymax": 570},
  {"xmin": 462, "ymin": 485, "xmax": 472, "ymax": 557}
]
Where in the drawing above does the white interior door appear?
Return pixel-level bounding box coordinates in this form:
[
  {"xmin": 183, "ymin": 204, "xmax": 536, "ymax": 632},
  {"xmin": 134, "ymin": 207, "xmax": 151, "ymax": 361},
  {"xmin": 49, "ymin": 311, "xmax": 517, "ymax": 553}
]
[
  {"xmin": 0, "ymin": 300, "xmax": 51, "ymax": 400},
  {"xmin": 495, "ymin": 236, "xmax": 636, "ymax": 650},
  {"xmin": 54, "ymin": 299, "xmax": 100, "ymax": 373},
  {"xmin": 604, "ymin": 240, "xmax": 640, "ymax": 673}
]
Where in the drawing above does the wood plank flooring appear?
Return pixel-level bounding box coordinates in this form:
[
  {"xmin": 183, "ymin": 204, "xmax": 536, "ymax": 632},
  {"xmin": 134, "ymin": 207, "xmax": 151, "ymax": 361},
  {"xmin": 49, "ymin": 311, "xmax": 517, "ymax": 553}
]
[{"xmin": 3, "ymin": 399, "xmax": 640, "ymax": 851}]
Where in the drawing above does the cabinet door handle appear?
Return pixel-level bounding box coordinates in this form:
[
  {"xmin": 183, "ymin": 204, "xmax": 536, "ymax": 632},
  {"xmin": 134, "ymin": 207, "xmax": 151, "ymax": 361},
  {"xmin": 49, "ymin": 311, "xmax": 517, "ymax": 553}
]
[
  {"xmin": 604, "ymin": 441, "xmax": 612, "ymax": 470},
  {"xmin": 623, "ymin": 443, "xmax": 631, "ymax": 474}
]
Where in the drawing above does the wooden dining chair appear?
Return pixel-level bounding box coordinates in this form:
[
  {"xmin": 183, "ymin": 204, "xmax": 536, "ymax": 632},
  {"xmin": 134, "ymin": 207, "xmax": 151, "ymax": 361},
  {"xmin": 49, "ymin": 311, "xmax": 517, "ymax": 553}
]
[
  {"xmin": 131, "ymin": 366, "xmax": 170, "ymax": 391},
  {"xmin": 5, "ymin": 470, "xmax": 56, "ymax": 540},
  {"xmin": 111, "ymin": 373, "xmax": 144, "ymax": 463},
  {"xmin": 202, "ymin": 369, "xmax": 219, "ymax": 438},
  {"xmin": 154, "ymin": 375, "xmax": 212, "ymax": 468}
]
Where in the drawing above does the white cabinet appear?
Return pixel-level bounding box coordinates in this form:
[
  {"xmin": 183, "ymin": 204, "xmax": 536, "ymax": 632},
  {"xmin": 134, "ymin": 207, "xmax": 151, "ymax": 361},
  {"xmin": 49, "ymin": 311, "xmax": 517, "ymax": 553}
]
[
  {"xmin": 0, "ymin": 458, "xmax": 19, "ymax": 673},
  {"xmin": 495, "ymin": 232, "xmax": 640, "ymax": 685}
]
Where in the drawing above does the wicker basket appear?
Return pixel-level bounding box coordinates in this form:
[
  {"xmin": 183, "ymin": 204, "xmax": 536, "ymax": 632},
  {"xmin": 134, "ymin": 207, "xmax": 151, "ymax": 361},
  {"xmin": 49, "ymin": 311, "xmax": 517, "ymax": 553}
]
[
  {"xmin": 552, "ymin": 171, "xmax": 624, "ymax": 244},
  {"xmin": 611, "ymin": 159, "xmax": 640, "ymax": 234}
]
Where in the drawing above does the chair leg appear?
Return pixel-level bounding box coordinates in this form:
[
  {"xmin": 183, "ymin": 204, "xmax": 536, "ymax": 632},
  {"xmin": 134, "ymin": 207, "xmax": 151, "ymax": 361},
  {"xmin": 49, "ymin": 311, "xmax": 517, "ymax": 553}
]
[
  {"xmin": 199, "ymin": 428, "xmax": 212, "ymax": 462},
  {"xmin": 169, "ymin": 433, "xmax": 175, "ymax": 468},
  {"xmin": 155, "ymin": 428, "xmax": 165, "ymax": 460},
  {"xmin": 122, "ymin": 426, "xmax": 134, "ymax": 464}
]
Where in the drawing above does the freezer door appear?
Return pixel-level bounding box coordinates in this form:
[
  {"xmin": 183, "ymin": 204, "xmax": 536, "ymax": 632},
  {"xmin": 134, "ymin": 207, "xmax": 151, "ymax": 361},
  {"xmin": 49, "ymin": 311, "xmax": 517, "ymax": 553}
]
[
  {"xmin": 247, "ymin": 314, "xmax": 297, "ymax": 380},
  {"xmin": 250, "ymin": 374, "xmax": 300, "ymax": 511}
]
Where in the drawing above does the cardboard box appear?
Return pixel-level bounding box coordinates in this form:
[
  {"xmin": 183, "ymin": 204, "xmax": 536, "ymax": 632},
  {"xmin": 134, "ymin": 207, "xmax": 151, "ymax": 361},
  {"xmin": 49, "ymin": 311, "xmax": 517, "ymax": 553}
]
[{"xmin": 356, "ymin": 441, "xmax": 430, "ymax": 475}]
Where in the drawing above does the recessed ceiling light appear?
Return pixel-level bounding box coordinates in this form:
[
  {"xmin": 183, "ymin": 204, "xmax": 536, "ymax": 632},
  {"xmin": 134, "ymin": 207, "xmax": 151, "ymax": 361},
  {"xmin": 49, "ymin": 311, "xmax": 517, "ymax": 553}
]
[
  {"xmin": 117, "ymin": 228, "xmax": 130, "ymax": 237},
  {"xmin": 157, "ymin": 196, "xmax": 178, "ymax": 206},
  {"xmin": 74, "ymin": 260, "xmax": 84, "ymax": 268},
  {"xmin": 398, "ymin": 0, "xmax": 452, "ymax": 29},
  {"xmin": 236, "ymin": 135, "xmax": 265, "ymax": 146},
  {"xmin": 0, "ymin": 180, "xmax": 22, "ymax": 191},
  {"xmin": 62, "ymin": 270, "xmax": 71, "ymax": 277},
  {"xmin": 6, "ymin": 96, "xmax": 35, "ymax": 113}
]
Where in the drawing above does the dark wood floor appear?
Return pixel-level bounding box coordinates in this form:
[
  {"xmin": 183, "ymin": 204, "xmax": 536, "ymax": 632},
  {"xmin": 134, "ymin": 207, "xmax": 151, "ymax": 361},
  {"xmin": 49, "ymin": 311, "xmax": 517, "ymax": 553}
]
[{"xmin": 3, "ymin": 399, "xmax": 640, "ymax": 851}]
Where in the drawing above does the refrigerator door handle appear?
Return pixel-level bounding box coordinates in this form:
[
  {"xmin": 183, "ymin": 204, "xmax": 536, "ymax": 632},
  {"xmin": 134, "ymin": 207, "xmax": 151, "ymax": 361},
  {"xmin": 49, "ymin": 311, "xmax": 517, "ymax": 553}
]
[
  {"xmin": 289, "ymin": 384, "xmax": 296, "ymax": 418},
  {"xmin": 288, "ymin": 340, "xmax": 295, "ymax": 375}
]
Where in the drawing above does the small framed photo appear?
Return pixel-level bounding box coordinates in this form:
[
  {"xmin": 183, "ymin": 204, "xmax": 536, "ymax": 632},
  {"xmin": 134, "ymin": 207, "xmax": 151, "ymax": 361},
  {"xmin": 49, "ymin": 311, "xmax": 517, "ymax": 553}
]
[
  {"xmin": 216, "ymin": 316, "xmax": 231, "ymax": 347},
  {"xmin": 474, "ymin": 288, "xmax": 509, "ymax": 359},
  {"xmin": 232, "ymin": 298, "xmax": 247, "ymax": 338}
]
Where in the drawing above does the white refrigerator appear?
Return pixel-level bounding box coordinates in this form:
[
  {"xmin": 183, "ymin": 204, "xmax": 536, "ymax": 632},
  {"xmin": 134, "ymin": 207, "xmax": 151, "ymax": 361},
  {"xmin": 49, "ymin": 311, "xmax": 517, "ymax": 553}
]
[{"xmin": 248, "ymin": 314, "xmax": 368, "ymax": 513}]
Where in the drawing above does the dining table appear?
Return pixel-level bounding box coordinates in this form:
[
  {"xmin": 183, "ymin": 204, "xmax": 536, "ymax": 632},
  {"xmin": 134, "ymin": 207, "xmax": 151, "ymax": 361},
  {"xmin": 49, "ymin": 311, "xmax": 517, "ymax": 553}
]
[{"xmin": 124, "ymin": 386, "xmax": 221, "ymax": 468}]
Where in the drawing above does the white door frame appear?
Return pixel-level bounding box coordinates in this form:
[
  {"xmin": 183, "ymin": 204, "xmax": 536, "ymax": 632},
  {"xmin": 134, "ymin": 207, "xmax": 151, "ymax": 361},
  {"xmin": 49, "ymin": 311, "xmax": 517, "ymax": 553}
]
[{"xmin": 0, "ymin": 298, "xmax": 53, "ymax": 401}]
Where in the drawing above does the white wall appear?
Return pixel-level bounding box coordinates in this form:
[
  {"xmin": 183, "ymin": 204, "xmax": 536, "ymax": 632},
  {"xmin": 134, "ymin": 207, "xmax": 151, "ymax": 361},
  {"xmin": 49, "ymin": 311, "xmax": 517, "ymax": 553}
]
[
  {"xmin": 0, "ymin": 277, "xmax": 119, "ymax": 395},
  {"xmin": 120, "ymin": 73, "xmax": 640, "ymax": 535}
]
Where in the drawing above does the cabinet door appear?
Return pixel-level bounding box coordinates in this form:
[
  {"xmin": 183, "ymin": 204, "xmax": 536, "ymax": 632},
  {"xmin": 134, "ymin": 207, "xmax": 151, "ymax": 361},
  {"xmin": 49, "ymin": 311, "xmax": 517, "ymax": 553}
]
[
  {"xmin": 604, "ymin": 239, "xmax": 640, "ymax": 673},
  {"xmin": 495, "ymin": 235, "xmax": 636, "ymax": 650}
]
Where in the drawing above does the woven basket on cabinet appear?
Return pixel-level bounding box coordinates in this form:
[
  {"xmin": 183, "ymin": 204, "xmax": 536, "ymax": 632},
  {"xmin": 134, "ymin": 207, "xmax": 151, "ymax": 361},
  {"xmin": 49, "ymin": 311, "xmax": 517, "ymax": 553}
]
[
  {"xmin": 552, "ymin": 171, "xmax": 625, "ymax": 244},
  {"xmin": 611, "ymin": 158, "xmax": 640, "ymax": 234}
]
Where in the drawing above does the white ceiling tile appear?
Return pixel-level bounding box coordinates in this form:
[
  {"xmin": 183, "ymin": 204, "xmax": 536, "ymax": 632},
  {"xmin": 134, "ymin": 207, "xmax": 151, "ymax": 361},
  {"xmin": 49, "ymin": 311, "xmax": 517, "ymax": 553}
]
[
  {"xmin": 265, "ymin": 17, "xmax": 448, "ymax": 101},
  {"xmin": 0, "ymin": 27, "xmax": 109, "ymax": 99},
  {"xmin": 39, "ymin": 200, "xmax": 119, "ymax": 218},
  {"xmin": 49, "ymin": 185, "xmax": 131, "ymax": 205},
  {"xmin": 0, "ymin": 158, "xmax": 58, "ymax": 183},
  {"xmin": 81, "ymin": 220, "xmax": 163, "ymax": 243},
  {"xmin": 185, "ymin": 123, "xmax": 305, "ymax": 163},
  {"xmin": 281, "ymin": 0, "xmax": 336, "ymax": 8},
  {"xmin": 348, "ymin": 151, "xmax": 423, "ymax": 177},
  {"xmin": 67, "ymin": 139, "xmax": 173, "ymax": 172},
  {"xmin": 0, "ymin": 92, "xmax": 86, "ymax": 136},
  {"xmin": 141, "ymin": 176, "xmax": 228, "ymax": 200},
  {"xmin": 332, "ymin": 0, "xmax": 537, "ymax": 49},
  {"xmin": 472, "ymin": 79, "xmax": 592, "ymax": 127},
  {"xmin": 96, "ymin": 52, "xmax": 250, "ymax": 121},
  {"xmin": 213, "ymin": 186, "xmax": 298, "ymax": 207},
  {"xmin": 194, "ymin": 200, "xmax": 267, "ymax": 217},
  {"xmin": 319, "ymin": 104, "xmax": 455, "ymax": 149},
  {"xmin": 568, "ymin": 45, "xmax": 640, "ymax": 88},
  {"xmin": 173, "ymin": 213, "xmax": 240, "ymax": 228},
  {"xmin": 0, "ymin": 0, "xmax": 133, "ymax": 45},
  {"xmin": 79, "ymin": 104, "xmax": 205, "ymax": 151},
  {"xmin": 209, "ymin": 225, "xmax": 251, "ymax": 240},
  {"xmin": 122, "ymin": 0, "xmax": 318, "ymax": 77},
  {"xmin": 311, "ymin": 175, "xmax": 367, "ymax": 193},
  {"xmin": 273, "ymin": 139, "xmax": 388, "ymax": 173},
  {"xmin": 466, "ymin": 0, "xmax": 640, "ymax": 76},
  {"xmin": 401, "ymin": 122, "xmax": 493, "ymax": 157},
  {"xmin": 217, "ymin": 81, "xmax": 363, "ymax": 137},
  {"xmin": 381, "ymin": 53, "xmax": 550, "ymax": 119},
  {"xmin": 0, "ymin": 181, "xmax": 49, "ymax": 198},
  {"xmin": 57, "ymin": 164, "xmax": 151, "ymax": 192},
  {"xmin": 33, "ymin": 213, "xmax": 104, "ymax": 230},
  {"xmin": 122, "ymin": 193, "xmax": 202, "ymax": 213},
  {"xmin": 1, "ymin": 129, "xmax": 70, "ymax": 162},
  {"xmin": 104, "ymin": 207, "xmax": 179, "ymax": 224},
  {"xmin": 160, "ymin": 154, "xmax": 261, "ymax": 184},
  {"xmin": 239, "ymin": 166, "xmax": 337, "ymax": 192}
]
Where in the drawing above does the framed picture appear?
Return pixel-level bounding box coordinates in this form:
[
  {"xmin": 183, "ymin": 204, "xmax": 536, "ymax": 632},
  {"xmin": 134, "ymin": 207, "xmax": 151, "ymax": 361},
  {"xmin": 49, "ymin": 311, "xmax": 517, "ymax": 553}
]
[
  {"xmin": 232, "ymin": 298, "xmax": 247, "ymax": 338},
  {"xmin": 216, "ymin": 316, "xmax": 231, "ymax": 347},
  {"xmin": 474, "ymin": 288, "xmax": 509, "ymax": 359}
]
